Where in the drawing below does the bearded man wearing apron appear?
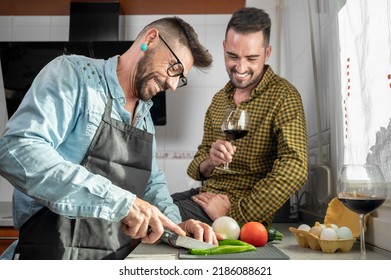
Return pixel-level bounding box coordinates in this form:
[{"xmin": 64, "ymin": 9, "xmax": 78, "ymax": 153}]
[{"xmin": 0, "ymin": 17, "xmax": 216, "ymax": 260}]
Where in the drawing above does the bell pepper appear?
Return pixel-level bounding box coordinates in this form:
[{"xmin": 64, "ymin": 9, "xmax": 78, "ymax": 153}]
[{"xmin": 189, "ymin": 239, "xmax": 256, "ymax": 255}]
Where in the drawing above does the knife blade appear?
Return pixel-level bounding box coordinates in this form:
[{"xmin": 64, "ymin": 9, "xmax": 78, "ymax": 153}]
[{"xmin": 160, "ymin": 229, "xmax": 217, "ymax": 250}]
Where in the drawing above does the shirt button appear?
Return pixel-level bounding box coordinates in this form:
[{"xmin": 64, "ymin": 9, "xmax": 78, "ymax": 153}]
[{"xmin": 110, "ymin": 213, "xmax": 115, "ymax": 219}]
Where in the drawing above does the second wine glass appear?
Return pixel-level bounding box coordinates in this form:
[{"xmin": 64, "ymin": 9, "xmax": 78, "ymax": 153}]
[
  {"xmin": 217, "ymin": 107, "xmax": 250, "ymax": 172},
  {"xmin": 337, "ymin": 163, "xmax": 387, "ymax": 260}
]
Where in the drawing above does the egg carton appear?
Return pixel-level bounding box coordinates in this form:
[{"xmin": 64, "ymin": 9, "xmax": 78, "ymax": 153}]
[{"xmin": 289, "ymin": 227, "xmax": 356, "ymax": 253}]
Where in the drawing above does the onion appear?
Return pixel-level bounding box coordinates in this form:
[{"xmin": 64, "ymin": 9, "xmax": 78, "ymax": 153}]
[{"xmin": 212, "ymin": 216, "xmax": 240, "ymax": 239}]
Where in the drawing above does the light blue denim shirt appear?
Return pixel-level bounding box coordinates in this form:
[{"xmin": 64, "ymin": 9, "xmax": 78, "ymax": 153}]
[{"xmin": 0, "ymin": 54, "xmax": 181, "ymax": 259}]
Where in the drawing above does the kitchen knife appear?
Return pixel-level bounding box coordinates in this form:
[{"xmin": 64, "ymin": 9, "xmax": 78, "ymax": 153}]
[{"xmin": 160, "ymin": 229, "xmax": 217, "ymax": 250}]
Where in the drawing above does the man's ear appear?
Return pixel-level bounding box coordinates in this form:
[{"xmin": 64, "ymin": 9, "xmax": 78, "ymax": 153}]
[
  {"xmin": 265, "ymin": 45, "xmax": 272, "ymax": 61},
  {"xmin": 142, "ymin": 28, "xmax": 159, "ymax": 49}
]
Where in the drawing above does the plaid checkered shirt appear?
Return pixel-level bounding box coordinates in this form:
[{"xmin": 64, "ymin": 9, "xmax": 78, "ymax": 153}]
[{"xmin": 187, "ymin": 66, "xmax": 308, "ymax": 225}]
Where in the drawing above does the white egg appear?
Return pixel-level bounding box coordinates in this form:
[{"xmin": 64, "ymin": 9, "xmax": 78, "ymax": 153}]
[
  {"xmin": 320, "ymin": 228, "xmax": 338, "ymax": 240},
  {"xmin": 329, "ymin": 223, "xmax": 339, "ymax": 232},
  {"xmin": 337, "ymin": 226, "xmax": 353, "ymax": 239},
  {"xmin": 297, "ymin": 224, "xmax": 311, "ymax": 231},
  {"xmin": 319, "ymin": 223, "xmax": 326, "ymax": 229}
]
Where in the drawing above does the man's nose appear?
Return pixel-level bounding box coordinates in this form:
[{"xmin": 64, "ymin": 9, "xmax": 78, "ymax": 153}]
[
  {"xmin": 235, "ymin": 59, "xmax": 248, "ymax": 73},
  {"xmin": 167, "ymin": 76, "xmax": 179, "ymax": 91}
]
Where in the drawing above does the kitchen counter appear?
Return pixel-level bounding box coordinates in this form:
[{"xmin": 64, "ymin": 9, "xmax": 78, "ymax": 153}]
[
  {"xmin": 271, "ymin": 223, "xmax": 391, "ymax": 260},
  {"xmin": 127, "ymin": 222, "xmax": 391, "ymax": 260},
  {"xmin": 0, "ymin": 201, "xmax": 13, "ymax": 227},
  {"xmin": 1, "ymin": 202, "xmax": 389, "ymax": 260}
]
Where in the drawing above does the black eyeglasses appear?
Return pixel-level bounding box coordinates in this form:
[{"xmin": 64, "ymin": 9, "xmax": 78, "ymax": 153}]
[{"xmin": 159, "ymin": 34, "xmax": 188, "ymax": 88}]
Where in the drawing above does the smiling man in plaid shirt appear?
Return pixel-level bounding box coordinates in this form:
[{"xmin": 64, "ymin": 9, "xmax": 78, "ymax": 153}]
[{"xmin": 172, "ymin": 7, "xmax": 308, "ymax": 226}]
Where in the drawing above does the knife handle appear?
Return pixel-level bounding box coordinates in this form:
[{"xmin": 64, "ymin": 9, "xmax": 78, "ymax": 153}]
[
  {"xmin": 160, "ymin": 230, "xmax": 170, "ymax": 243},
  {"xmin": 160, "ymin": 230, "xmax": 177, "ymax": 247}
]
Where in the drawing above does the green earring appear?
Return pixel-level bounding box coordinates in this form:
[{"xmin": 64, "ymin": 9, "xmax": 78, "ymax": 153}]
[{"xmin": 141, "ymin": 43, "xmax": 148, "ymax": 52}]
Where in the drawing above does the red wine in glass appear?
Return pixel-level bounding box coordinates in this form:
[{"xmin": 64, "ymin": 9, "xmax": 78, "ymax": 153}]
[
  {"xmin": 338, "ymin": 196, "xmax": 386, "ymax": 215},
  {"xmin": 223, "ymin": 129, "xmax": 249, "ymax": 141},
  {"xmin": 337, "ymin": 164, "xmax": 387, "ymax": 260},
  {"xmin": 216, "ymin": 107, "xmax": 250, "ymax": 172}
]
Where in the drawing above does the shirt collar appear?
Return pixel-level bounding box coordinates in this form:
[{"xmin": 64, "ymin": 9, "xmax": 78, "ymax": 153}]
[{"xmin": 104, "ymin": 55, "xmax": 124, "ymax": 100}]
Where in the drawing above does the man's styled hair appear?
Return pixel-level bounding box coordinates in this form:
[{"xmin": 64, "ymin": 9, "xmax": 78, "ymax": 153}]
[
  {"xmin": 141, "ymin": 17, "xmax": 213, "ymax": 69},
  {"xmin": 225, "ymin": 7, "xmax": 271, "ymax": 46}
]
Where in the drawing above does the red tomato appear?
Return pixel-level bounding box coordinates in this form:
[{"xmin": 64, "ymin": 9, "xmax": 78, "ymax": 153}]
[{"xmin": 239, "ymin": 221, "xmax": 268, "ymax": 247}]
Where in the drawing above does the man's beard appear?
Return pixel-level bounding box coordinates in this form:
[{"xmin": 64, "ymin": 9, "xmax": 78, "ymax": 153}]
[
  {"xmin": 134, "ymin": 55, "xmax": 156, "ymax": 101},
  {"xmin": 228, "ymin": 67, "xmax": 262, "ymax": 90}
]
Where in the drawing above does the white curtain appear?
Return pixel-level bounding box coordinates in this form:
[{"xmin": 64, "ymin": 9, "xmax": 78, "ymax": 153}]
[{"xmin": 338, "ymin": 0, "xmax": 391, "ymax": 185}]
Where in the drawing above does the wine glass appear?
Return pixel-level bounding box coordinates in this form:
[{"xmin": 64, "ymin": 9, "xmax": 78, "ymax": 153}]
[
  {"xmin": 215, "ymin": 107, "xmax": 250, "ymax": 172},
  {"xmin": 337, "ymin": 163, "xmax": 387, "ymax": 260}
]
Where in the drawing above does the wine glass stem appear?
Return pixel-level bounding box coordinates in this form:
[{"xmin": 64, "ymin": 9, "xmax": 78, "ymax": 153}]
[
  {"xmin": 224, "ymin": 140, "xmax": 234, "ymax": 170},
  {"xmin": 359, "ymin": 214, "xmax": 367, "ymax": 260}
]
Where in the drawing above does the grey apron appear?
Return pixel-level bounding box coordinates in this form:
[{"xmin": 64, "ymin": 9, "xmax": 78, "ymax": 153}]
[{"xmin": 14, "ymin": 94, "xmax": 153, "ymax": 260}]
